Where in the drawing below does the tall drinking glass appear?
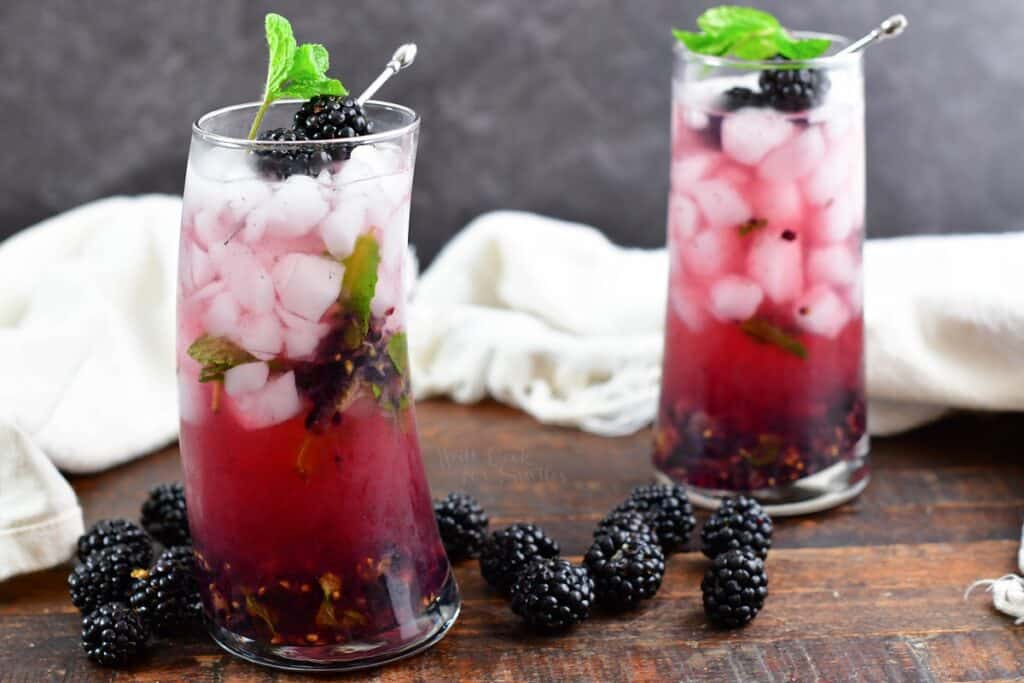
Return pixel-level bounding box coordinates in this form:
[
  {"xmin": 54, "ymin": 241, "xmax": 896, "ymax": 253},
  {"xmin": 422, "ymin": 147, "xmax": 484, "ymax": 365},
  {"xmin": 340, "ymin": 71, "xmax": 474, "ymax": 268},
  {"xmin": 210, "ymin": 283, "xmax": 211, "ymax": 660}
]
[
  {"xmin": 654, "ymin": 37, "xmax": 868, "ymax": 515},
  {"xmin": 176, "ymin": 100, "xmax": 459, "ymax": 670}
]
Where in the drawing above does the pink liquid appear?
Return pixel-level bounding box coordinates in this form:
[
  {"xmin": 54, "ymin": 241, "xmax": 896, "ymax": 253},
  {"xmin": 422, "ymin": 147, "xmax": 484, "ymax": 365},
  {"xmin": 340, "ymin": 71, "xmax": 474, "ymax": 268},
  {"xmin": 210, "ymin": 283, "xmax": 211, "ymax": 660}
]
[
  {"xmin": 176, "ymin": 147, "xmax": 452, "ymax": 650},
  {"xmin": 655, "ymin": 86, "xmax": 867, "ymax": 493}
]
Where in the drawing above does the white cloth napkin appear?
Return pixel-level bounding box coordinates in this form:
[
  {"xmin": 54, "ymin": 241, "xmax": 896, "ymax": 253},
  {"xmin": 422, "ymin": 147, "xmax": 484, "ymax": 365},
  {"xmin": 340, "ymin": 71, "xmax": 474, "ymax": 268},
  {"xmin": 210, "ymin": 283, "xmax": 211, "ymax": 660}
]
[
  {"xmin": 2, "ymin": 198, "xmax": 1023, "ymax": 581},
  {"xmin": 0, "ymin": 195, "xmax": 180, "ymax": 580}
]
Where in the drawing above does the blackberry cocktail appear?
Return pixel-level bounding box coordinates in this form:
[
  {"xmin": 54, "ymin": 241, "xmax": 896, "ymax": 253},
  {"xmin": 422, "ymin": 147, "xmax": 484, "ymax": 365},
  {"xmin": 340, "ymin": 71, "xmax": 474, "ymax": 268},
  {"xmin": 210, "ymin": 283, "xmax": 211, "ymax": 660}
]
[
  {"xmin": 656, "ymin": 10, "xmax": 869, "ymax": 514},
  {"xmin": 176, "ymin": 16, "xmax": 457, "ymax": 671}
]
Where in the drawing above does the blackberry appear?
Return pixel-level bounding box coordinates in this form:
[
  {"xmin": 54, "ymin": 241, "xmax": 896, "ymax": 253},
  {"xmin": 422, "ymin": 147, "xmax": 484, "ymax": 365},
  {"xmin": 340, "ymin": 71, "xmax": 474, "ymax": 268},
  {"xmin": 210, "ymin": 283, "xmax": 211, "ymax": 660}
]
[
  {"xmin": 758, "ymin": 60, "xmax": 830, "ymax": 112},
  {"xmin": 68, "ymin": 544, "xmax": 146, "ymax": 615},
  {"xmin": 128, "ymin": 556, "xmax": 203, "ymax": 635},
  {"xmin": 615, "ymin": 484, "xmax": 696, "ymax": 553},
  {"xmin": 719, "ymin": 86, "xmax": 765, "ymax": 111},
  {"xmin": 510, "ymin": 558, "xmax": 595, "ymax": 632},
  {"xmin": 433, "ymin": 492, "xmax": 490, "ymax": 560},
  {"xmin": 700, "ymin": 495, "xmax": 773, "ymax": 560},
  {"xmin": 81, "ymin": 602, "xmax": 149, "ymax": 667},
  {"xmin": 294, "ymin": 94, "xmax": 374, "ymax": 141},
  {"xmin": 584, "ymin": 532, "xmax": 664, "ymax": 612},
  {"xmin": 157, "ymin": 545, "xmax": 196, "ymax": 569},
  {"xmin": 593, "ymin": 510, "xmax": 658, "ymax": 547},
  {"xmin": 77, "ymin": 519, "xmax": 153, "ymax": 566},
  {"xmin": 479, "ymin": 523, "xmax": 560, "ymax": 595},
  {"xmin": 140, "ymin": 482, "xmax": 190, "ymax": 547},
  {"xmin": 253, "ymin": 127, "xmax": 330, "ymax": 179},
  {"xmin": 701, "ymin": 549, "xmax": 768, "ymax": 628}
]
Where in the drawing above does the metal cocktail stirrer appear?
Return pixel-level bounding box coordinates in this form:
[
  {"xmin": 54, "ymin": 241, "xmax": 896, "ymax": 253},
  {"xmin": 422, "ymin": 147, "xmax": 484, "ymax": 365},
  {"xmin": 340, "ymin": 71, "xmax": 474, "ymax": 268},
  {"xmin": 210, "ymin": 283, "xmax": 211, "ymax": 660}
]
[
  {"xmin": 357, "ymin": 43, "xmax": 418, "ymax": 105},
  {"xmin": 838, "ymin": 14, "xmax": 908, "ymax": 55}
]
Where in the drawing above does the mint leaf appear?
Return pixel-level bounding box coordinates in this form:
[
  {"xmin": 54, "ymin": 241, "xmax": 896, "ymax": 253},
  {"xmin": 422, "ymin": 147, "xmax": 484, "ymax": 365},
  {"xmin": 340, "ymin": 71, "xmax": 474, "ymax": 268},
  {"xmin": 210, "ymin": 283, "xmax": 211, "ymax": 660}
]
[
  {"xmin": 187, "ymin": 335, "xmax": 256, "ymax": 382},
  {"xmin": 277, "ymin": 43, "xmax": 348, "ymax": 100},
  {"xmin": 776, "ymin": 36, "xmax": 831, "ymax": 60},
  {"xmin": 339, "ymin": 234, "xmax": 380, "ymax": 347},
  {"xmin": 264, "ymin": 14, "xmax": 297, "ymax": 98},
  {"xmin": 730, "ymin": 32, "xmax": 783, "ymax": 60},
  {"xmin": 673, "ymin": 29, "xmax": 731, "ymax": 56},
  {"xmin": 697, "ymin": 6, "xmax": 779, "ymax": 35},
  {"xmin": 386, "ymin": 332, "xmax": 409, "ymax": 376},
  {"xmin": 740, "ymin": 319, "xmax": 808, "ymax": 359},
  {"xmin": 248, "ymin": 14, "xmax": 348, "ymax": 139},
  {"xmin": 674, "ymin": 7, "xmax": 830, "ymax": 61},
  {"xmin": 737, "ymin": 217, "xmax": 768, "ymax": 237}
]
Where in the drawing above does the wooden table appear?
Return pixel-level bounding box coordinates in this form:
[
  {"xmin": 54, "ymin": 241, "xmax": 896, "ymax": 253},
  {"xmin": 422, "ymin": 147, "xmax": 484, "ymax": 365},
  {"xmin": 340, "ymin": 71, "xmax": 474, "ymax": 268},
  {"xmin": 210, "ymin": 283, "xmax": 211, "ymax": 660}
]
[{"xmin": 3, "ymin": 401, "xmax": 1024, "ymax": 682}]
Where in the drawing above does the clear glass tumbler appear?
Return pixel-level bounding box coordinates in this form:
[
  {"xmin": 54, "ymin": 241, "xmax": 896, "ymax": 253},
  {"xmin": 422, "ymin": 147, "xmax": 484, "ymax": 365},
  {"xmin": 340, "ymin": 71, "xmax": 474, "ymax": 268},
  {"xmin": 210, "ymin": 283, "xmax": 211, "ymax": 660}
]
[
  {"xmin": 654, "ymin": 36, "xmax": 869, "ymax": 515},
  {"xmin": 176, "ymin": 100, "xmax": 459, "ymax": 670}
]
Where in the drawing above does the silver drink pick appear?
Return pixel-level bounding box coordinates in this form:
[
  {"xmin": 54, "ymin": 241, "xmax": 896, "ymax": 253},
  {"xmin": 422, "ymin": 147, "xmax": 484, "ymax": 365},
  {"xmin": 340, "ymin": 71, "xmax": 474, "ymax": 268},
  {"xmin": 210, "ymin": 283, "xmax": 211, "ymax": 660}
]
[
  {"xmin": 357, "ymin": 43, "xmax": 418, "ymax": 105},
  {"xmin": 838, "ymin": 14, "xmax": 908, "ymax": 55}
]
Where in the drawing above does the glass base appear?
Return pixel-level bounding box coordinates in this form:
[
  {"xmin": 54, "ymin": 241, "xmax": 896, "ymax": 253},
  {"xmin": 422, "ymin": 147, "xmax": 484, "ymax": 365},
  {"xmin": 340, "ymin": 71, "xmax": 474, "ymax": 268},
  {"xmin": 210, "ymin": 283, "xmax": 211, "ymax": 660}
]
[
  {"xmin": 207, "ymin": 572, "xmax": 460, "ymax": 672},
  {"xmin": 656, "ymin": 434, "xmax": 870, "ymax": 517}
]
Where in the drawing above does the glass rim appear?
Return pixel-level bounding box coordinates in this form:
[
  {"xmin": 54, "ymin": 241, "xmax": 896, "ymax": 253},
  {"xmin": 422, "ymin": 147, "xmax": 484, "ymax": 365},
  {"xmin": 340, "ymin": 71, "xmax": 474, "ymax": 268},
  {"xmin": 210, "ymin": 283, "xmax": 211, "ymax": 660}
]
[
  {"xmin": 675, "ymin": 31, "xmax": 860, "ymax": 69},
  {"xmin": 193, "ymin": 99, "xmax": 420, "ymax": 150}
]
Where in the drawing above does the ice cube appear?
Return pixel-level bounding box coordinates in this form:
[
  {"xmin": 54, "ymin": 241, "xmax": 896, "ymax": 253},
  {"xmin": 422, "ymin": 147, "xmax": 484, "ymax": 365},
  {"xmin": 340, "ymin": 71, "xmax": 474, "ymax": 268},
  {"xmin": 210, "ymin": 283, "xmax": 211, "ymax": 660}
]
[
  {"xmin": 845, "ymin": 272, "xmax": 864, "ymax": 314},
  {"xmin": 350, "ymin": 143, "xmax": 406, "ymax": 178},
  {"xmin": 334, "ymin": 157, "xmax": 377, "ymax": 188},
  {"xmin": 178, "ymin": 373, "xmax": 205, "ymax": 425},
  {"xmin": 746, "ymin": 231, "xmax": 804, "ymax": 303},
  {"xmin": 708, "ymin": 275, "xmax": 764, "ymax": 322},
  {"xmin": 681, "ymin": 228, "xmax": 741, "ymax": 280},
  {"xmin": 803, "ymin": 137, "xmax": 856, "ymax": 206},
  {"xmin": 689, "ymin": 179, "xmax": 752, "ymax": 230},
  {"xmin": 233, "ymin": 371, "xmax": 303, "ymax": 429},
  {"xmin": 812, "ymin": 192, "xmax": 858, "ymax": 243},
  {"xmin": 671, "ymin": 152, "xmax": 719, "ymax": 188},
  {"xmin": 209, "ymin": 242, "xmax": 275, "ymax": 314},
  {"xmin": 371, "ymin": 266, "xmax": 403, "ymax": 320},
  {"xmin": 379, "ymin": 202, "xmax": 411, "ymax": 270},
  {"xmin": 321, "ymin": 194, "xmax": 367, "ymax": 258},
  {"xmin": 277, "ymin": 305, "xmax": 330, "ymax": 358},
  {"xmin": 224, "ymin": 361, "xmax": 270, "ymax": 397},
  {"xmin": 203, "ymin": 291, "xmax": 241, "ymax": 337},
  {"xmin": 760, "ymin": 126, "xmax": 827, "ymax": 179},
  {"xmin": 807, "ymin": 244, "xmax": 858, "ymax": 287},
  {"xmin": 236, "ymin": 313, "xmax": 283, "ymax": 358},
  {"xmin": 794, "ymin": 286, "xmax": 851, "ymax": 339},
  {"xmin": 668, "ymin": 194, "xmax": 700, "ymax": 243},
  {"xmin": 272, "ymin": 253, "xmax": 345, "ymax": 322},
  {"xmin": 193, "ymin": 209, "xmax": 233, "ymax": 249},
  {"xmin": 265, "ymin": 174, "xmax": 330, "ymax": 239},
  {"xmin": 670, "ymin": 286, "xmax": 706, "ymax": 332},
  {"xmin": 721, "ymin": 108, "xmax": 794, "ymax": 166},
  {"xmin": 241, "ymin": 206, "xmax": 270, "ymax": 243},
  {"xmin": 191, "ymin": 244, "xmax": 215, "ymax": 291},
  {"xmin": 223, "ymin": 180, "xmax": 272, "ymax": 224},
  {"xmin": 753, "ymin": 180, "xmax": 803, "ymax": 227},
  {"xmin": 758, "ymin": 126, "xmax": 826, "ymax": 182}
]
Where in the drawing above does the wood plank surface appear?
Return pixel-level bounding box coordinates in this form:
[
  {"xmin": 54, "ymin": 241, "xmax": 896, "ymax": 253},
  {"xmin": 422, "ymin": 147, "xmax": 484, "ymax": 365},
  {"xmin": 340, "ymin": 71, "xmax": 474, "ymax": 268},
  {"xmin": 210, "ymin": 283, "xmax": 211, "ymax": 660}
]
[{"xmin": 1, "ymin": 401, "xmax": 1023, "ymax": 682}]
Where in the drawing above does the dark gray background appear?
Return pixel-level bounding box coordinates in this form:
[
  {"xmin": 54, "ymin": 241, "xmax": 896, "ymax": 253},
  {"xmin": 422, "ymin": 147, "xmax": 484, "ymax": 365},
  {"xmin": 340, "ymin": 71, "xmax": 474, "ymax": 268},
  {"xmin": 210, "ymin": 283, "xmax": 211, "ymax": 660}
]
[{"xmin": 1, "ymin": 1, "xmax": 1019, "ymax": 263}]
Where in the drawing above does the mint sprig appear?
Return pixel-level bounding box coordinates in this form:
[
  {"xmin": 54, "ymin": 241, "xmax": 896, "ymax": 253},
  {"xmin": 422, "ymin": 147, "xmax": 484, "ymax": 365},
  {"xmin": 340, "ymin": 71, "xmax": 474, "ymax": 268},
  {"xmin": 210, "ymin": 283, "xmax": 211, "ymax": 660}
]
[
  {"xmin": 187, "ymin": 335, "xmax": 257, "ymax": 382},
  {"xmin": 674, "ymin": 6, "xmax": 830, "ymax": 61},
  {"xmin": 248, "ymin": 13, "xmax": 347, "ymax": 139},
  {"xmin": 740, "ymin": 318, "xmax": 808, "ymax": 360}
]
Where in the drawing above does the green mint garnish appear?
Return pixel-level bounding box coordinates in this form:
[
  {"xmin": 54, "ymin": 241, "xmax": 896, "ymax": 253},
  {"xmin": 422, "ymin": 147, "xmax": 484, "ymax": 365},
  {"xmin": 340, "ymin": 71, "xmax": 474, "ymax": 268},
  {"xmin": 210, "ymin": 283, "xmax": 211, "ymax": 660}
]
[
  {"xmin": 386, "ymin": 332, "xmax": 409, "ymax": 376},
  {"xmin": 248, "ymin": 13, "xmax": 347, "ymax": 139},
  {"xmin": 740, "ymin": 318, "xmax": 808, "ymax": 359},
  {"xmin": 339, "ymin": 233, "xmax": 381, "ymax": 348},
  {"xmin": 186, "ymin": 335, "xmax": 257, "ymax": 382},
  {"xmin": 674, "ymin": 6, "xmax": 830, "ymax": 61}
]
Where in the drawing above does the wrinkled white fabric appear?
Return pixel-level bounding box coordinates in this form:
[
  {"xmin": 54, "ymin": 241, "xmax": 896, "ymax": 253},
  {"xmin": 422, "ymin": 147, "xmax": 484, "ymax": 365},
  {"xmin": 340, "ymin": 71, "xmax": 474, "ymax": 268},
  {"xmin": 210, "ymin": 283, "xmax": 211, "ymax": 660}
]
[{"xmin": 0, "ymin": 195, "xmax": 179, "ymax": 580}]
